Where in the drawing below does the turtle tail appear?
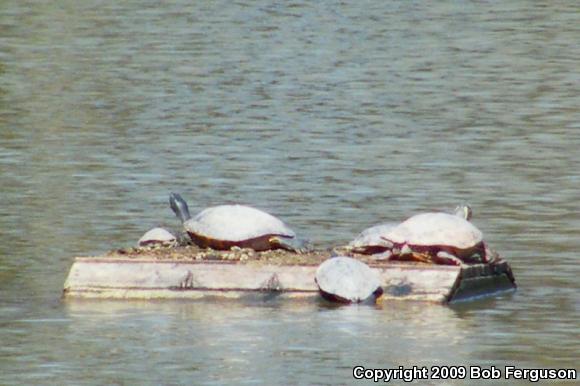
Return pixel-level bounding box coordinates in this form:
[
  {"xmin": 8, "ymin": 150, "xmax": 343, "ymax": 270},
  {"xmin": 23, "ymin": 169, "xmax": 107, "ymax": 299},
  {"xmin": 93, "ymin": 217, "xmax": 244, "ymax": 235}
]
[{"xmin": 169, "ymin": 192, "xmax": 192, "ymax": 223}]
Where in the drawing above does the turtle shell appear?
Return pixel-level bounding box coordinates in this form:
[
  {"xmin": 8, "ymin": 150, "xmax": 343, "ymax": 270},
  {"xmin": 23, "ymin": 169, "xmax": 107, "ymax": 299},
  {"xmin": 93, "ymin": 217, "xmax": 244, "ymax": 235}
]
[
  {"xmin": 138, "ymin": 227, "xmax": 176, "ymax": 246},
  {"xmin": 385, "ymin": 213, "xmax": 482, "ymax": 247},
  {"xmin": 315, "ymin": 256, "xmax": 383, "ymax": 303},
  {"xmin": 349, "ymin": 222, "xmax": 397, "ymax": 254},
  {"xmin": 383, "ymin": 213, "xmax": 486, "ymax": 264},
  {"xmin": 183, "ymin": 204, "xmax": 296, "ymax": 251}
]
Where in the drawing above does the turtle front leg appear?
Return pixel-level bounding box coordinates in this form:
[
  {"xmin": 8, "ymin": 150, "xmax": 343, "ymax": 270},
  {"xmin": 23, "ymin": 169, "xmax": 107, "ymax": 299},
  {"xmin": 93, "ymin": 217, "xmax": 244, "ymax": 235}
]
[{"xmin": 399, "ymin": 245, "xmax": 435, "ymax": 264}]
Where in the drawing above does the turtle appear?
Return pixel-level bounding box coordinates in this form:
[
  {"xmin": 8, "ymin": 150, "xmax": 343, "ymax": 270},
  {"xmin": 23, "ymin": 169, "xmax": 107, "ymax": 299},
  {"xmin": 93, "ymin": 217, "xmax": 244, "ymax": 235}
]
[
  {"xmin": 380, "ymin": 211, "xmax": 491, "ymax": 266},
  {"xmin": 348, "ymin": 204, "xmax": 473, "ymax": 256},
  {"xmin": 315, "ymin": 256, "xmax": 383, "ymax": 304},
  {"xmin": 348, "ymin": 222, "xmax": 398, "ymax": 255},
  {"xmin": 138, "ymin": 227, "xmax": 177, "ymax": 247},
  {"xmin": 169, "ymin": 192, "xmax": 310, "ymax": 252}
]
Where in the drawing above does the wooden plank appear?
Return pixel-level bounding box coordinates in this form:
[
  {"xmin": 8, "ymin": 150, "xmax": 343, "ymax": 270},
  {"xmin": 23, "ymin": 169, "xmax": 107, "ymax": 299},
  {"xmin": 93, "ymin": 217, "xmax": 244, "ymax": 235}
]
[
  {"xmin": 62, "ymin": 256, "xmax": 520, "ymax": 303},
  {"xmin": 372, "ymin": 263, "xmax": 460, "ymax": 303},
  {"xmin": 64, "ymin": 258, "xmax": 319, "ymax": 292}
]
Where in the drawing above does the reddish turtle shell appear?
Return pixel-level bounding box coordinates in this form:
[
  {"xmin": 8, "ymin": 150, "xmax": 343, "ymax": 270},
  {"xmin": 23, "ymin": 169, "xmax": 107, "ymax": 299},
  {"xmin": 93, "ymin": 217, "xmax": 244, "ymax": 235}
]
[
  {"xmin": 170, "ymin": 193, "xmax": 305, "ymax": 252},
  {"xmin": 350, "ymin": 204, "xmax": 472, "ymax": 256},
  {"xmin": 382, "ymin": 213, "xmax": 487, "ymax": 265},
  {"xmin": 184, "ymin": 205, "xmax": 297, "ymax": 251}
]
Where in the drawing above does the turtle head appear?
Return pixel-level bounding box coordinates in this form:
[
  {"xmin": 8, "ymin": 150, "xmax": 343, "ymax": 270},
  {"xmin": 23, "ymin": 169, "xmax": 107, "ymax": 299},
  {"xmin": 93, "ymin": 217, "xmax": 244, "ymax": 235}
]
[
  {"xmin": 454, "ymin": 203, "xmax": 473, "ymax": 221},
  {"xmin": 269, "ymin": 236, "xmax": 313, "ymax": 254},
  {"xmin": 169, "ymin": 192, "xmax": 192, "ymax": 223}
]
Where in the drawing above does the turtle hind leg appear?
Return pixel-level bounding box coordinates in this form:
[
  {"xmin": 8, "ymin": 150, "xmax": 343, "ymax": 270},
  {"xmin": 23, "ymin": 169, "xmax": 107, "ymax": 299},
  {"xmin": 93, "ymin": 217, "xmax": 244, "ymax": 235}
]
[{"xmin": 436, "ymin": 251, "xmax": 465, "ymax": 266}]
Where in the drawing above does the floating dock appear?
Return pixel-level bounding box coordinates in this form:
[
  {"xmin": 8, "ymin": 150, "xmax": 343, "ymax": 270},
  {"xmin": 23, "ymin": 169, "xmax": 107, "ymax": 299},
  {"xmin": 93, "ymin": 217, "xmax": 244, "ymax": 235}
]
[{"xmin": 63, "ymin": 246, "xmax": 516, "ymax": 303}]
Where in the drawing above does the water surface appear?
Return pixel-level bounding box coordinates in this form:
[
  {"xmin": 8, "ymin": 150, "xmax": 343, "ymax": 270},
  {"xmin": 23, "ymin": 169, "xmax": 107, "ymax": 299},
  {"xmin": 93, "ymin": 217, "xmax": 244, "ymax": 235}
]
[{"xmin": 1, "ymin": 1, "xmax": 578, "ymax": 384}]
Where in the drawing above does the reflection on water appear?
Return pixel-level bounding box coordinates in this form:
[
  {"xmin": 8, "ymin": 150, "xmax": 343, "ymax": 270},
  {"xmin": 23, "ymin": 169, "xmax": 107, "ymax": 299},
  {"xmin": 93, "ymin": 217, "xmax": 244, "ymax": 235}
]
[
  {"xmin": 1, "ymin": 300, "xmax": 473, "ymax": 385},
  {"xmin": 0, "ymin": 0, "xmax": 578, "ymax": 384}
]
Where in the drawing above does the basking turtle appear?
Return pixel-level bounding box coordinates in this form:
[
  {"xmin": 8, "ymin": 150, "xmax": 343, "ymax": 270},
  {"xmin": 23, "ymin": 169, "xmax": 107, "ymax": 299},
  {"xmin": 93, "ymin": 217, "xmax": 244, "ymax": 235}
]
[
  {"xmin": 138, "ymin": 227, "xmax": 177, "ymax": 247},
  {"xmin": 169, "ymin": 193, "xmax": 309, "ymax": 252},
  {"xmin": 348, "ymin": 222, "xmax": 398, "ymax": 255},
  {"xmin": 315, "ymin": 256, "xmax": 383, "ymax": 303},
  {"xmin": 349, "ymin": 204, "xmax": 473, "ymax": 255},
  {"xmin": 381, "ymin": 212, "xmax": 489, "ymax": 266}
]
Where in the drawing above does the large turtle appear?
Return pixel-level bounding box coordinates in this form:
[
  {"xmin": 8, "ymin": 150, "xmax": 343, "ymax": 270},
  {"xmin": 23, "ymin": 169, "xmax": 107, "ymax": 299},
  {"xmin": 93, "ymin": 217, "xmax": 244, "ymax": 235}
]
[
  {"xmin": 381, "ymin": 211, "xmax": 491, "ymax": 266},
  {"xmin": 315, "ymin": 256, "xmax": 383, "ymax": 304},
  {"xmin": 169, "ymin": 193, "xmax": 309, "ymax": 252},
  {"xmin": 349, "ymin": 204, "xmax": 473, "ymax": 255}
]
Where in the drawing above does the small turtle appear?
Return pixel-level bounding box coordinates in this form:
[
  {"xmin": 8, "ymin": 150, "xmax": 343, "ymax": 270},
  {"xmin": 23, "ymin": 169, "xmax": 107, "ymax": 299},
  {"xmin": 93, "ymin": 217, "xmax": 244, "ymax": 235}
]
[
  {"xmin": 381, "ymin": 211, "xmax": 489, "ymax": 266},
  {"xmin": 138, "ymin": 227, "xmax": 177, "ymax": 247},
  {"xmin": 348, "ymin": 222, "xmax": 398, "ymax": 255},
  {"xmin": 349, "ymin": 204, "xmax": 473, "ymax": 255},
  {"xmin": 169, "ymin": 193, "xmax": 309, "ymax": 252},
  {"xmin": 315, "ymin": 256, "xmax": 383, "ymax": 303}
]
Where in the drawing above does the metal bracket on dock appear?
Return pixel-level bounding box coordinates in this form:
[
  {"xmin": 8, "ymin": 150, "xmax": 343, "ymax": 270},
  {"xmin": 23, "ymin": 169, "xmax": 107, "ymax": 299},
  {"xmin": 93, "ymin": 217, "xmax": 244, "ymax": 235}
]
[{"xmin": 259, "ymin": 273, "xmax": 283, "ymax": 292}]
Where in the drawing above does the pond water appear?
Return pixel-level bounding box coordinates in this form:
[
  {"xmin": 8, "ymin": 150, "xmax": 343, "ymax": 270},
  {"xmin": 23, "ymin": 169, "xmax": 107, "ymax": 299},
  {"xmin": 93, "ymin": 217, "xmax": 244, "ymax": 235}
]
[{"xmin": 0, "ymin": 1, "xmax": 578, "ymax": 384}]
